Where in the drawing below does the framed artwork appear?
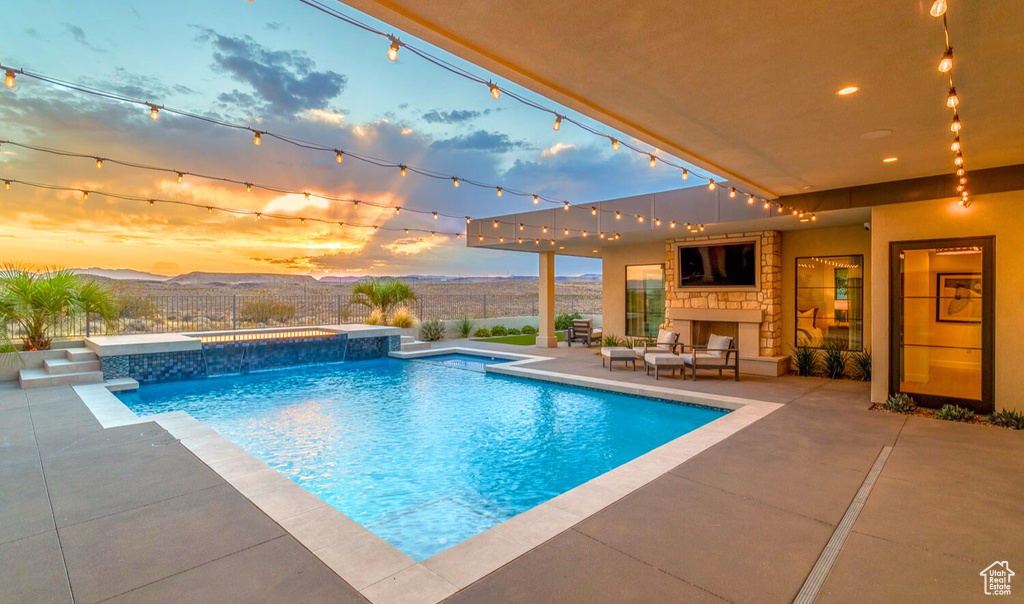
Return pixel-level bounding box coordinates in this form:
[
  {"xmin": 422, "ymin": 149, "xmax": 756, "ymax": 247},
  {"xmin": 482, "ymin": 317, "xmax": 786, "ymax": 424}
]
[{"xmin": 936, "ymin": 273, "xmax": 982, "ymax": 323}]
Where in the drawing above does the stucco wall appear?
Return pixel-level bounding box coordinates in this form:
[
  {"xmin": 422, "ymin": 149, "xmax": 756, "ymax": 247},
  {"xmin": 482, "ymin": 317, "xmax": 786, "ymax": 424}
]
[
  {"xmin": 870, "ymin": 191, "xmax": 1024, "ymax": 411},
  {"xmin": 781, "ymin": 225, "xmax": 872, "ymax": 358},
  {"xmin": 600, "ymin": 241, "xmax": 665, "ymax": 338}
]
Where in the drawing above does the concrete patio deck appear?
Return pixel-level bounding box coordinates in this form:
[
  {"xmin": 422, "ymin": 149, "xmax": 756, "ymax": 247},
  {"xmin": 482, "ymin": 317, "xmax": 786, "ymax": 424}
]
[{"xmin": 2, "ymin": 341, "xmax": 1021, "ymax": 603}]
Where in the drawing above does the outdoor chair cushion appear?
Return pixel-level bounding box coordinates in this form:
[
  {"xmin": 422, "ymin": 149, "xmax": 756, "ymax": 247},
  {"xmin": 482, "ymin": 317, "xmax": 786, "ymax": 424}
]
[
  {"xmin": 680, "ymin": 352, "xmax": 727, "ymax": 365},
  {"xmin": 644, "ymin": 352, "xmax": 686, "ymax": 367},
  {"xmin": 706, "ymin": 334, "xmax": 733, "ymax": 358},
  {"xmin": 656, "ymin": 329, "xmax": 678, "ymax": 346},
  {"xmin": 601, "ymin": 347, "xmax": 635, "ymax": 359}
]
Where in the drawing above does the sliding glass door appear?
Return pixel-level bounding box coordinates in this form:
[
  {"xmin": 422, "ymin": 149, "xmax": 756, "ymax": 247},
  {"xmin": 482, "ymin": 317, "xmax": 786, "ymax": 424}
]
[
  {"xmin": 890, "ymin": 237, "xmax": 994, "ymax": 412},
  {"xmin": 625, "ymin": 264, "xmax": 665, "ymax": 338}
]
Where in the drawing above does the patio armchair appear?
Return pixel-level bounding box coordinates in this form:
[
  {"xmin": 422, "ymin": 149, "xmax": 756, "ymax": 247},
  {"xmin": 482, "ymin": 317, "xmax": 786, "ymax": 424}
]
[
  {"xmin": 638, "ymin": 329, "xmax": 680, "ymax": 368},
  {"xmin": 680, "ymin": 334, "xmax": 739, "ymax": 381},
  {"xmin": 567, "ymin": 319, "xmax": 597, "ymax": 347}
]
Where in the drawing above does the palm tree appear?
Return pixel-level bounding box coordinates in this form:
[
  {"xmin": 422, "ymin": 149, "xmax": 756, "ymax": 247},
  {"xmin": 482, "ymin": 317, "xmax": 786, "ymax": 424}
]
[
  {"xmin": 349, "ymin": 278, "xmax": 417, "ymax": 324},
  {"xmin": 0, "ymin": 264, "xmax": 117, "ymax": 350}
]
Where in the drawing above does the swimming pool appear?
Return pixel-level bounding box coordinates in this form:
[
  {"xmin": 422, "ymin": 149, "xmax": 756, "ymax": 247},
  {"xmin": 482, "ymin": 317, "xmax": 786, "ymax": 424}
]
[
  {"xmin": 409, "ymin": 352, "xmax": 509, "ymax": 371},
  {"xmin": 117, "ymin": 357, "xmax": 727, "ymax": 561}
]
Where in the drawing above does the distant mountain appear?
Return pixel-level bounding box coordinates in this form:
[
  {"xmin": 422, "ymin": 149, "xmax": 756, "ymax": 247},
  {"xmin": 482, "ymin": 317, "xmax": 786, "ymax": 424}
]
[
  {"xmin": 73, "ymin": 268, "xmax": 170, "ymax": 281},
  {"xmin": 167, "ymin": 272, "xmax": 319, "ymax": 286},
  {"xmin": 318, "ymin": 273, "xmax": 602, "ymax": 284}
]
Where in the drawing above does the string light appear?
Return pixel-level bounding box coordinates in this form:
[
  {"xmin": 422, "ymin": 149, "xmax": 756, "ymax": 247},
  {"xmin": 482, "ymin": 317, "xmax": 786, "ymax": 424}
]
[
  {"xmin": 950, "ymin": 113, "xmax": 961, "ymax": 132},
  {"xmin": 681, "ymin": 169, "xmax": 688, "ymax": 180},
  {"xmin": 3, "ymin": 180, "xmax": 9, "ymax": 190},
  {"xmin": 207, "ymin": 206, "xmax": 213, "ymax": 213},
  {"xmin": 245, "ymin": 183, "xmax": 252, "ymax": 193},
  {"xmin": 452, "ymin": 176, "xmax": 459, "ymax": 188},
  {"xmin": 938, "ymin": 47, "xmax": 953, "ymax": 73},
  {"xmin": 611, "ymin": 139, "xmax": 619, "ymax": 151},
  {"xmin": 519, "ymin": 223, "xmax": 524, "ymax": 231},
  {"xmin": 533, "ymin": 195, "xmax": 539, "ymax": 205},
  {"xmin": 335, "ymin": 150, "xmax": 344, "ymax": 163},
  {"xmin": 253, "ymin": 131, "xmax": 261, "ymax": 146},
  {"xmin": 149, "ymin": 105, "xmax": 160, "ymax": 121},
  {"xmin": 563, "ymin": 201, "xmax": 570, "ymax": 211},
  {"xmin": 669, "ymin": 221, "xmax": 676, "ymax": 229},
  {"xmin": 563, "ymin": 228, "xmax": 569, "ymax": 235},
  {"xmin": 615, "ymin": 211, "xmax": 621, "ymax": 220},
  {"xmin": 946, "ymin": 87, "xmax": 959, "ymax": 108},
  {"xmin": 82, "ymin": 190, "xmax": 89, "ymax": 199},
  {"xmin": 3, "ymin": 69, "xmax": 15, "ymax": 88},
  {"xmin": 950, "ymin": 137, "xmax": 960, "ymax": 152},
  {"xmin": 582, "ymin": 230, "xmax": 588, "ymax": 237},
  {"xmin": 649, "ymin": 154, "xmax": 657, "ymax": 168},
  {"xmin": 493, "ymin": 220, "xmax": 499, "ymax": 228},
  {"xmin": 591, "ymin": 206, "xmax": 597, "ymax": 216},
  {"xmin": 94, "ymin": 158, "xmax": 103, "ymax": 169},
  {"xmin": 387, "ymin": 36, "xmax": 400, "ymax": 62},
  {"xmin": 394, "ymin": 206, "xmax": 401, "ymax": 215},
  {"xmin": 177, "ymin": 172, "xmax": 184, "ymax": 183},
  {"xmin": 654, "ymin": 218, "xmax": 661, "ymax": 226},
  {"xmin": 707, "ymin": 180, "xmax": 716, "ymax": 191},
  {"xmin": 930, "ymin": 0, "xmax": 947, "ymax": 17},
  {"xmin": 488, "ymin": 82, "xmax": 500, "ymax": 100},
  {"xmin": 747, "ymin": 194, "xmax": 755, "ymax": 205},
  {"xmin": 729, "ymin": 187, "xmax": 737, "ymax": 198},
  {"xmin": 496, "ymin": 186, "xmax": 502, "ymax": 197},
  {"xmin": 552, "ymin": 115, "xmax": 562, "ymax": 131},
  {"xmin": 466, "ymin": 217, "xmax": 471, "ymax": 225},
  {"xmin": 636, "ymin": 215, "xmax": 644, "ymax": 223},
  {"xmin": 542, "ymin": 226, "xmax": 548, "ymax": 233}
]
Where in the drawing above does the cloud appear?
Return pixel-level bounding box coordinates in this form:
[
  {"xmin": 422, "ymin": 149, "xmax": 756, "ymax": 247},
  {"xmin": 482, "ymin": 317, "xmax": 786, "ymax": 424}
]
[
  {"xmin": 430, "ymin": 130, "xmax": 529, "ymax": 153},
  {"xmin": 382, "ymin": 235, "xmax": 449, "ymax": 255},
  {"xmin": 196, "ymin": 28, "xmax": 347, "ymax": 115},
  {"xmin": 541, "ymin": 142, "xmax": 577, "ymax": 157},
  {"xmin": 302, "ymin": 108, "xmax": 345, "ymax": 126},
  {"xmin": 63, "ymin": 23, "xmax": 106, "ymax": 53},
  {"xmin": 421, "ymin": 109, "xmax": 492, "ymax": 125}
]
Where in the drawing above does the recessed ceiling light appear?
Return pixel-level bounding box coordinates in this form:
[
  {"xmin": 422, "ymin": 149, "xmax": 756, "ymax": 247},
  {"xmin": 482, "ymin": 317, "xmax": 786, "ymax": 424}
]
[
  {"xmin": 802, "ymin": 185, "xmax": 813, "ymax": 190},
  {"xmin": 836, "ymin": 85, "xmax": 859, "ymax": 96},
  {"xmin": 861, "ymin": 129, "xmax": 893, "ymax": 139},
  {"xmin": 558, "ymin": 246, "xmax": 565, "ymax": 250},
  {"xmin": 883, "ymin": 157, "xmax": 899, "ymax": 163},
  {"xmin": 592, "ymin": 249, "xmax": 599, "ymax": 253}
]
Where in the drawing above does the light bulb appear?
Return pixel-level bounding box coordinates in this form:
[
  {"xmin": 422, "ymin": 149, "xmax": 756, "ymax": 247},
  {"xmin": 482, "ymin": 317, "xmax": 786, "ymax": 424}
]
[
  {"xmin": 434, "ymin": 212, "xmax": 440, "ymax": 220},
  {"xmin": 655, "ymin": 218, "xmax": 662, "ymax": 226},
  {"xmin": 957, "ymin": 185, "xmax": 964, "ymax": 192},
  {"xmin": 811, "ymin": 215, "xmax": 818, "ymax": 221},
  {"xmin": 951, "ymin": 138, "xmax": 960, "ymax": 152},
  {"xmin": 82, "ymin": 191, "xmax": 89, "ymax": 199},
  {"xmin": 335, "ymin": 150, "xmax": 344, "ymax": 163},
  {"xmin": 563, "ymin": 201, "xmax": 570, "ymax": 211},
  {"xmin": 499, "ymin": 236, "xmax": 505, "ymax": 243},
  {"xmin": 253, "ymin": 131, "xmax": 261, "ymax": 146},
  {"xmin": 669, "ymin": 221, "xmax": 676, "ymax": 229},
  {"xmin": 532, "ymin": 194, "xmax": 539, "ymax": 205},
  {"xmin": 400, "ymin": 165, "xmax": 407, "ymax": 177},
  {"xmin": 465, "ymin": 217, "xmax": 472, "ymax": 225},
  {"xmin": 517, "ymin": 238, "xmax": 522, "ymax": 244},
  {"xmin": 519, "ymin": 223, "xmax": 524, "ymax": 231},
  {"xmin": 681, "ymin": 169, "xmax": 689, "ymax": 180},
  {"xmin": 3, "ymin": 180, "xmax": 9, "ymax": 190},
  {"xmin": 951, "ymin": 114, "xmax": 962, "ymax": 132},
  {"xmin": 394, "ymin": 207, "xmax": 401, "ymax": 215},
  {"xmin": 649, "ymin": 154, "xmax": 657, "ymax": 168},
  {"xmin": 591, "ymin": 207, "xmax": 597, "ymax": 216},
  {"xmin": 149, "ymin": 105, "xmax": 160, "ymax": 121},
  {"xmin": 764, "ymin": 200, "xmax": 771, "ymax": 209},
  {"xmin": 582, "ymin": 230, "xmax": 588, "ymax": 237},
  {"xmin": 615, "ymin": 211, "xmax": 621, "ymax": 220},
  {"xmin": 611, "ymin": 139, "xmax": 619, "ymax": 151},
  {"xmin": 452, "ymin": 177, "xmax": 459, "ymax": 188},
  {"xmin": 550, "ymin": 240, "xmax": 555, "ymax": 246},
  {"xmin": 493, "ymin": 220, "xmax": 499, "ymax": 228},
  {"xmin": 960, "ymin": 177, "xmax": 966, "ymax": 184},
  {"xmin": 564, "ymin": 228, "xmax": 569, "ymax": 235},
  {"xmin": 637, "ymin": 215, "xmax": 644, "ymax": 223},
  {"xmin": 747, "ymin": 195, "xmax": 755, "ymax": 205},
  {"xmin": 496, "ymin": 187, "xmax": 502, "ymax": 197},
  {"xmin": 456, "ymin": 233, "xmax": 462, "ymax": 240},
  {"xmin": 729, "ymin": 188, "xmax": 737, "ymax": 198},
  {"xmin": 699, "ymin": 225, "xmax": 705, "ymax": 232},
  {"xmin": 3, "ymin": 69, "xmax": 15, "ymax": 88},
  {"xmin": 245, "ymin": 183, "xmax": 252, "ymax": 193},
  {"xmin": 599, "ymin": 232, "xmax": 605, "ymax": 238},
  {"xmin": 535, "ymin": 239, "xmax": 540, "ymax": 245},
  {"xmin": 542, "ymin": 226, "xmax": 548, "ymax": 233},
  {"xmin": 95, "ymin": 158, "xmax": 103, "ymax": 169},
  {"xmin": 957, "ymin": 167, "xmax": 965, "ymax": 176},
  {"xmin": 552, "ymin": 115, "xmax": 562, "ymax": 131},
  {"xmin": 387, "ymin": 38, "xmax": 400, "ymax": 62},
  {"xmin": 777, "ymin": 204, "xmax": 784, "ymax": 213},
  {"xmin": 177, "ymin": 172, "xmax": 184, "ymax": 183},
  {"xmin": 207, "ymin": 207, "xmax": 213, "ymax": 213},
  {"xmin": 489, "ymin": 83, "xmax": 500, "ymax": 100},
  {"xmin": 300, "ymin": 218, "xmax": 306, "ymax": 224},
  {"xmin": 708, "ymin": 181, "xmax": 716, "ymax": 191},
  {"xmin": 930, "ymin": 0, "xmax": 947, "ymax": 17},
  {"xmin": 946, "ymin": 87, "xmax": 959, "ymax": 108},
  {"xmin": 954, "ymin": 155, "xmax": 964, "ymax": 166},
  {"xmin": 478, "ymin": 235, "xmax": 484, "ymax": 242},
  {"xmin": 938, "ymin": 48, "xmax": 953, "ymax": 73},
  {"xmin": 255, "ymin": 212, "xmax": 262, "ymax": 220},
  {"xmin": 353, "ymin": 201, "xmax": 359, "ymax": 209}
]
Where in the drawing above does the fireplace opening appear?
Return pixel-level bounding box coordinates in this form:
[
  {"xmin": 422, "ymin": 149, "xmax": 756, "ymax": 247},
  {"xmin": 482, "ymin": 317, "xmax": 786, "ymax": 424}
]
[{"xmin": 692, "ymin": 321, "xmax": 739, "ymax": 348}]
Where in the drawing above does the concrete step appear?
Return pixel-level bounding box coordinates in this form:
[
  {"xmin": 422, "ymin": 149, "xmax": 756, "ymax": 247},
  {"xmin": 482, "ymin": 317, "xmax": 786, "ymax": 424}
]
[
  {"xmin": 400, "ymin": 341, "xmax": 431, "ymax": 352},
  {"xmin": 400, "ymin": 335, "xmax": 416, "ymax": 344},
  {"xmin": 19, "ymin": 368, "xmax": 105, "ymax": 389},
  {"xmin": 65, "ymin": 348, "xmax": 99, "ymax": 362},
  {"xmin": 44, "ymin": 358, "xmax": 102, "ymax": 375}
]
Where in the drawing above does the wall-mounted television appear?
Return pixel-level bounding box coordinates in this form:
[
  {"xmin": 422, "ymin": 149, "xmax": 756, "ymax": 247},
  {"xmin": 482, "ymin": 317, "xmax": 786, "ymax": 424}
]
[{"xmin": 677, "ymin": 241, "xmax": 757, "ymax": 288}]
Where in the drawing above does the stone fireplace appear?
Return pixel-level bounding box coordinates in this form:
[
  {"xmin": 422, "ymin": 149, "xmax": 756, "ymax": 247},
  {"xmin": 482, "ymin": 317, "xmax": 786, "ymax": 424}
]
[{"xmin": 663, "ymin": 231, "xmax": 788, "ymax": 376}]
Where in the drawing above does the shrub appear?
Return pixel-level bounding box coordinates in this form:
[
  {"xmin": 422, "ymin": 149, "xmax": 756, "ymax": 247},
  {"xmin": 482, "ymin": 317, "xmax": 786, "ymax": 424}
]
[
  {"xmin": 554, "ymin": 312, "xmax": 582, "ymax": 331},
  {"xmin": 238, "ymin": 296, "xmax": 296, "ymax": 325},
  {"xmin": 520, "ymin": 325, "xmax": 537, "ymax": 335},
  {"xmin": 453, "ymin": 315, "xmax": 476, "ymax": 339},
  {"xmin": 988, "ymin": 409, "xmax": 1024, "ymax": 430},
  {"xmin": 390, "ymin": 306, "xmax": 415, "ymax": 328},
  {"xmin": 792, "ymin": 345, "xmax": 819, "ymax": 377},
  {"xmin": 507, "ymin": 327, "xmax": 521, "ymax": 335},
  {"xmin": 601, "ymin": 333, "xmax": 624, "ymax": 347},
  {"xmin": 850, "ymin": 349, "xmax": 872, "ymax": 381},
  {"xmin": 350, "ymin": 278, "xmax": 416, "ymax": 324},
  {"xmin": 490, "ymin": 325, "xmax": 508, "ymax": 336},
  {"xmin": 473, "ymin": 327, "xmax": 491, "ymax": 338},
  {"xmin": 937, "ymin": 404, "xmax": 976, "ymax": 423},
  {"xmin": 419, "ymin": 319, "xmax": 445, "ymax": 342},
  {"xmin": 367, "ymin": 309, "xmax": 385, "ymax": 325},
  {"xmin": 881, "ymin": 392, "xmax": 916, "ymax": 413},
  {"xmin": 115, "ymin": 290, "xmax": 160, "ymax": 321},
  {"xmin": 821, "ymin": 338, "xmax": 849, "ymax": 379}
]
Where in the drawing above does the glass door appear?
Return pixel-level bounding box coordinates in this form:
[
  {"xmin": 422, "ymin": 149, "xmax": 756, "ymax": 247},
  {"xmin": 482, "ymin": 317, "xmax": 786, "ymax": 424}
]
[
  {"xmin": 890, "ymin": 237, "xmax": 994, "ymax": 412},
  {"xmin": 625, "ymin": 264, "xmax": 665, "ymax": 338}
]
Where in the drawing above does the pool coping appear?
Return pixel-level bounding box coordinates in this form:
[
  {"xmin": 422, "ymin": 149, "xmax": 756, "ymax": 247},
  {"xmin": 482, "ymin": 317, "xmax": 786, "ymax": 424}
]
[{"xmin": 72, "ymin": 355, "xmax": 781, "ymax": 604}]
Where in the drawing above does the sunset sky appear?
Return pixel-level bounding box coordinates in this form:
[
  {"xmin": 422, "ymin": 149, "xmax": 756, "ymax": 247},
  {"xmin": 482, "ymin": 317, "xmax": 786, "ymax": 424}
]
[{"xmin": 1, "ymin": 0, "xmax": 701, "ymax": 277}]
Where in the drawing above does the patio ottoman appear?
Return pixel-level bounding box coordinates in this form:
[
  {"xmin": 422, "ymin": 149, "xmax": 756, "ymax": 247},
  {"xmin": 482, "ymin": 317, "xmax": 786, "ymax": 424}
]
[
  {"xmin": 644, "ymin": 353, "xmax": 687, "ymax": 380},
  {"xmin": 601, "ymin": 347, "xmax": 636, "ymax": 371}
]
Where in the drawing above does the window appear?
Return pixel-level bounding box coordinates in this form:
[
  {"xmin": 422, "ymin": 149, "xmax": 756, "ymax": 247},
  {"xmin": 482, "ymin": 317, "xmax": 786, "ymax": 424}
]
[
  {"xmin": 795, "ymin": 255, "xmax": 863, "ymax": 350},
  {"xmin": 625, "ymin": 264, "xmax": 665, "ymax": 338}
]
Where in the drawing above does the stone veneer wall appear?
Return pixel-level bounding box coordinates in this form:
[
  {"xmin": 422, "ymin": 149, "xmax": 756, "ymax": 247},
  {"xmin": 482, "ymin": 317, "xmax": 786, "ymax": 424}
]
[
  {"xmin": 101, "ymin": 333, "xmax": 401, "ymax": 384},
  {"xmin": 664, "ymin": 231, "xmax": 783, "ymax": 357}
]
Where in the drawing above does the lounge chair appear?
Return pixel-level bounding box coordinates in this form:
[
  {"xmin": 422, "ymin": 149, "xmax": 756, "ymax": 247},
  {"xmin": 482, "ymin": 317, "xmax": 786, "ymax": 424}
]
[
  {"xmin": 638, "ymin": 329, "xmax": 680, "ymax": 368},
  {"xmin": 680, "ymin": 334, "xmax": 739, "ymax": 381},
  {"xmin": 567, "ymin": 319, "xmax": 597, "ymax": 347}
]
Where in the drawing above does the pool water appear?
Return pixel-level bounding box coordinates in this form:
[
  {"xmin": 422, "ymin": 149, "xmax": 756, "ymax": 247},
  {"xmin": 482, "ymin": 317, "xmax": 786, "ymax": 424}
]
[
  {"xmin": 410, "ymin": 352, "xmax": 508, "ymax": 371},
  {"xmin": 117, "ymin": 358, "xmax": 727, "ymax": 561}
]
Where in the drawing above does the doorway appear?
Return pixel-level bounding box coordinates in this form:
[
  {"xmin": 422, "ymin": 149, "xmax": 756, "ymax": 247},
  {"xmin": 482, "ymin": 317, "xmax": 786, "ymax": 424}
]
[{"xmin": 889, "ymin": 237, "xmax": 994, "ymax": 412}]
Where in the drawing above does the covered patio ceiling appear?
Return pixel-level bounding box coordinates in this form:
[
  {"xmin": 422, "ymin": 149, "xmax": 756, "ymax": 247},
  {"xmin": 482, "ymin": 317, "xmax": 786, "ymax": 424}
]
[{"xmin": 342, "ymin": 0, "xmax": 1024, "ymax": 197}]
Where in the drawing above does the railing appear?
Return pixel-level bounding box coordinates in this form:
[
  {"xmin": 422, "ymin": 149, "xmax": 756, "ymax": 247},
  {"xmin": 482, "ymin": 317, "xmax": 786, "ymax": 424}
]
[{"xmin": 7, "ymin": 293, "xmax": 602, "ymax": 340}]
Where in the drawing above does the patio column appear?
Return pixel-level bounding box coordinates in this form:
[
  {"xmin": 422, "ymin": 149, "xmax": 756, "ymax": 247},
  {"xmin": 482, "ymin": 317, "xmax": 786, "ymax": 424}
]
[{"xmin": 536, "ymin": 251, "xmax": 557, "ymax": 347}]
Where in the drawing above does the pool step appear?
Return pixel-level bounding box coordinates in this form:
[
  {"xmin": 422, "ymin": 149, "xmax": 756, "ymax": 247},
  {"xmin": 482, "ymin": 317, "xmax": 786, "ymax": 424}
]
[
  {"xmin": 19, "ymin": 347, "xmax": 105, "ymax": 389},
  {"xmin": 400, "ymin": 340, "xmax": 432, "ymax": 352},
  {"xmin": 19, "ymin": 368, "xmax": 105, "ymax": 389}
]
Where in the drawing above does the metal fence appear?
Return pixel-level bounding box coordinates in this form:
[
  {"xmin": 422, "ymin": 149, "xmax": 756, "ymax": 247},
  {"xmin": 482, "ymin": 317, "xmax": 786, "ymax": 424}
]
[{"xmin": 13, "ymin": 293, "xmax": 601, "ymax": 340}]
